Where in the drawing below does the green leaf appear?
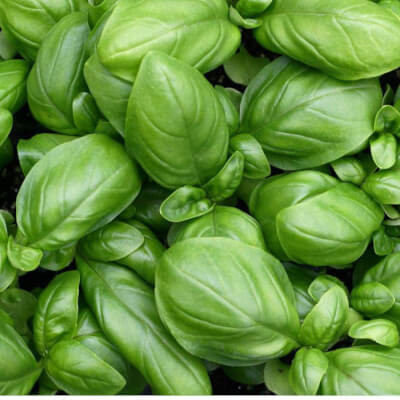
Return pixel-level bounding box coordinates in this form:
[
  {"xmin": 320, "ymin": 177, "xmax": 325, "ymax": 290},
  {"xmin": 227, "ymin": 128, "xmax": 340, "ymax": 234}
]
[
  {"xmin": 0, "ymin": 0, "xmax": 86, "ymax": 60},
  {"xmin": 382, "ymin": 84, "xmax": 394, "ymax": 106},
  {"xmin": 374, "ymin": 105, "xmax": 400, "ymax": 135},
  {"xmin": 75, "ymin": 308, "xmax": 146, "ymax": 395},
  {"xmin": 41, "ymin": 244, "xmax": 76, "ymax": 272},
  {"xmin": 331, "ymin": 157, "xmax": 367, "ymax": 185},
  {"xmin": 0, "ymin": 108, "xmax": 13, "ymax": 147},
  {"xmin": 16, "ymin": 135, "xmax": 141, "ymax": 251},
  {"xmin": 27, "ymin": 12, "xmax": 90, "ymax": 134},
  {"xmin": 321, "ymin": 346, "xmax": 400, "ymax": 394},
  {"xmin": 0, "ymin": 320, "xmax": 42, "ymax": 394},
  {"xmin": 241, "ymin": 57, "xmax": 381, "ymax": 170},
  {"xmin": 97, "ymin": 0, "xmax": 241, "ymax": 82},
  {"xmin": 0, "ymin": 288, "xmax": 37, "ymax": 341},
  {"xmin": 72, "ymin": 92, "xmax": 100, "ymax": 133},
  {"xmin": 7, "ymin": 236, "xmax": 43, "ymax": 272},
  {"xmin": 254, "ymin": 0, "xmax": 400, "ymax": 80},
  {"xmin": 88, "ymin": 0, "xmax": 119, "ymax": 27},
  {"xmin": 229, "ymin": 134, "xmax": 270, "ymax": 179},
  {"xmin": 84, "ymin": 53, "xmax": 131, "ymax": 136},
  {"xmin": 236, "ymin": 0, "xmax": 272, "ymax": 17},
  {"xmin": 363, "ymin": 169, "xmax": 400, "ymax": 204},
  {"xmin": 0, "ymin": 59, "xmax": 29, "ymax": 114},
  {"xmin": 45, "ymin": 339, "xmax": 125, "ymax": 395},
  {"xmin": 370, "ymin": 133, "xmax": 397, "ymax": 169},
  {"xmin": 308, "ymin": 274, "xmax": 349, "ymax": 303},
  {"xmin": 349, "ymin": 319, "xmax": 399, "ymax": 347},
  {"xmin": 264, "ymin": 359, "xmax": 295, "ymax": 395},
  {"xmin": 357, "ymin": 252, "xmax": 400, "ymax": 325},
  {"xmin": 33, "ymin": 271, "xmax": 80, "ymax": 356},
  {"xmin": 17, "ymin": 133, "xmax": 76, "ymax": 176},
  {"xmin": 214, "ymin": 85, "xmax": 239, "ymax": 135},
  {"xmin": 156, "ymin": 237, "xmax": 300, "ymax": 366},
  {"xmin": 373, "ymin": 226, "xmax": 395, "ymax": 256},
  {"xmin": 285, "ymin": 264, "xmax": 317, "ymax": 321},
  {"xmin": 0, "ymin": 32, "xmax": 17, "ymax": 61},
  {"xmin": 224, "ymin": 46, "xmax": 269, "ymax": 85},
  {"xmin": 126, "ymin": 51, "xmax": 229, "ymax": 189},
  {"xmin": 167, "ymin": 205, "xmax": 266, "ymax": 250},
  {"xmin": 251, "ymin": 171, "xmax": 383, "ymax": 266},
  {"xmin": 117, "ymin": 220, "xmax": 165, "ymax": 285},
  {"xmin": 77, "ymin": 256, "xmax": 211, "ymax": 395},
  {"xmin": 78, "ymin": 221, "xmax": 144, "ymax": 262},
  {"xmin": 351, "ymin": 282, "xmax": 395, "ymax": 317},
  {"xmin": 382, "ymin": 204, "xmax": 400, "ymax": 219},
  {"xmin": 160, "ymin": 186, "xmax": 214, "ymax": 223},
  {"xmin": 229, "ymin": 6, "xmax": 262, "ymax": 28},
  {"xmin": 130, "ymin": 182, "xmax": 171, "ymax": 235},
  {"xmin": 223, "ymin": 364, "xmax": 264, "ymax": 385},
  {"xmin": 299, "ymin": 286, "xmax": 349, "ymax": 350},
  {"xmin": 203, "ymin": 152, "xmax": 244, "ymax": 202},
  {"xmin": 289, "ymin": 347, "xmax": 329, "ymax": 395}
]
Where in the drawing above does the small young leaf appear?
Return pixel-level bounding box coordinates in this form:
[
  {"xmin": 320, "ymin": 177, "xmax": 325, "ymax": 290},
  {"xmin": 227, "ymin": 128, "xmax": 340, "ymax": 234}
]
[
  {"xmin": 41, "ymin": 244, "xmax": 76, "ymax": 272},
  {"xmin": 236, "ymin": 0, "xmax": 272, "ymax": 17},
  {"xmin": 299, "ymin": 286, "xmax": 349, "ymax": 350},
  {"xmin": 370, "ymin": 133, "xmax": 397, "ymax": 169},
  {"xmin": 289, "ymin": 347, "xmax": 329, "ymax": 395},
  {"xmin": 308, "ymin": 274, "xmax": 349, "ymax": 303},
  {"xmin": 229, "ymin": 7, "xmax": 262, "ymax": 29},
  {"xmin": 374, "ymin": 105, "xmax": 400, "ymax": 135},
  {"xmin": 160, "ymin": 186, "xmax": 215, "ymax": 223},
  {"xmin": 382, "ymin": 84, "xmax": 394, "ymax": 106},
  {"xmin": 224, "ymin": 46, "xmax": 269, "ymax": 85},
  {"xmin": 223, "ymin": 364, "xmax": 264, "ymax": 385},
  {"xmin": 373, "ymin": 226, "xmax": 395, "ymax": 256},
  {"xmin": 331, "ymin": 157, "xmax": 367, "ymax": 185},
  {"xmin": 7, "ymin": 236, "xmax": 43, "ymax": 272},
  {"xmin": 203, "ymin": 152, "xmax": 245, "ymax": 202},
  {"xmin": 349, "ymin": 319, "xmax": 399, "ymax": 347},
  {"xmin": 215, "ymin": 85, "xmax": 239, "ymax": 135},
  {"xmin": 229, "ymin": 134, "xmax": 270, "ymax": 179},
  {"xmin": 351, "ymin": 281, "xmax": 395, "ymax": 317},
  {"xmin": 72, "ymin": 92, "xmax": 100, "ymax": 133}
]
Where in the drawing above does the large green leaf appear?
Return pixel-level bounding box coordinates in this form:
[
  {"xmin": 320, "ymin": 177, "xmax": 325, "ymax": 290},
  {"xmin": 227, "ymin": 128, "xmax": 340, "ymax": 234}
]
[
  {"xmin": 77, "ymin": 256, "xmax": 211, "ymax": 395},
  {"xmin": 0, "ymin": 0, "xmax": 86, "ymax": 61},
  {"xmin": 97, "ymin": 0, "xmax": 240, "ymax": 82},
  {"xmin": 321, "ymin": 346, "xmax": 400, "ymax": 394},
  {"xmin": 33, "ymin": 271, "xmax": 80, "ymax": 356},
  {"xmin": 254, "ymin": 0, "xmax": 400, "ymax": 80},
  {"xmin": 126, "ymin": 51, "xmax": 229, "ymax": 189},
  {"xmin": 27, "ymin": 12, "xmax": 90, "ymax": 134},
  {"xmin": 156, "ymin": 237, "xmax": 300, "ymax": 366},
  {"xmin": 16, "ymin": 134, "xmax": 141, "ymax": 251},
  {"xmin": 249, "ymin": 171, "xmax": 383, "ymax": 266},
  {"xmin": 0, "ymin": 320, "xmax": 42, "ymax": 394},
  {"xmin": 46, "ymin": 339, "xmax": 125, "ymax": 395},
  {"xmin": 240, "ymin": 57, "xmax": 382, "ymax": 170}
]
